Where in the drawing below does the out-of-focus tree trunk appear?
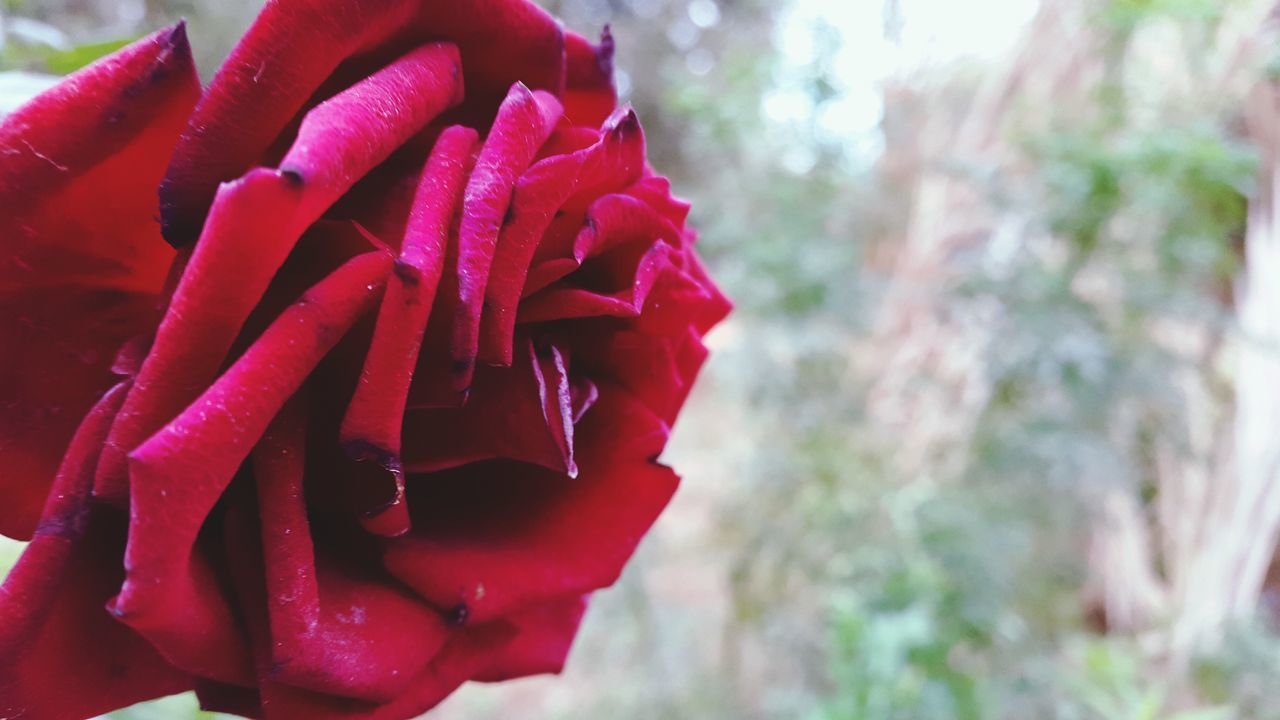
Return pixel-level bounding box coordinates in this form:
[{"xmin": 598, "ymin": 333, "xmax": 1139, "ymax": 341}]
[
  {"xmin": 1168, "ymin": 75, "xmax": 1280, "ymax": 653},
  {"xmin": 869, "ymin": 0, "xmax": 1280, "ymax": 659},
  {"xmin": 867, "ymin": 0, "xmax": 1100, "ymax": 477}
]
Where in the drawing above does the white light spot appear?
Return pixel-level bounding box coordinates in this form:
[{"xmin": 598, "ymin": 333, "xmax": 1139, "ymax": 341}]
[
  {"xmin": 688, "ymin": 0, "xmax": 721, "ymax": 29},
  {"xmin": 686, "ymin": 48, "xmax": 715, "ymax": 76},
  {"xmin": 666, "ymin": 18, "xmax": 701, "ymax": 51}
]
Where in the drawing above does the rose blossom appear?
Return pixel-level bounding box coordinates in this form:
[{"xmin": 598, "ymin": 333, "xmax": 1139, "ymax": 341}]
[{"xmin": 0, "ymin": 1, "xmax": 728, "ymax": 718}]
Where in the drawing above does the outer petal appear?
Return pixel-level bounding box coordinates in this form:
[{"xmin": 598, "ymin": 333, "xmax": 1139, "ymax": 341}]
[
  {"xmin": 160, "ymin": 0, "xmax": 567, "ymax": 245},
  {"xmin": 572, "ymin": 326, "xmax": 709, "ymax": 425},
  {"xmin": 0, "ymin": 384, "xmax": 190, "ymax": 719},
  {"xmin": 0, "ymin": 290, "xmax": 157, "ymax": 539},
  {"xmin": 472, "ymin": 594, "xmax": 589, "ymax": 682},
  {"xmin": 193, "ymin": 681, "xmax": 262, "ymax": 717},
  {"xmin": 562, "ymin": 29, "xmax": 617, "ymax": 128},
  {"xmin": 0, "ymin": 25, "xmax": 198, "ymax": 539},
  {"xmin": 384, "ymin": 386, "xmax": 677, "ymax": 623},
  {"xmin": 247, "ymin": 627, "xmax": 516, "ymax": 720},
  {"xmin": 225, "ymin": 515, "xmax": 516, "ymax": 720},
  {"xmin": 0, "ymin": 23, "xmax": 196, "ymax": 294}
]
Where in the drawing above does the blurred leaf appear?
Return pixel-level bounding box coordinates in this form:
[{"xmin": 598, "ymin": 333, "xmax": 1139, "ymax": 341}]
[{"xmin": 44, "ymin": 37, "xmax": 137, "ymax": 74}]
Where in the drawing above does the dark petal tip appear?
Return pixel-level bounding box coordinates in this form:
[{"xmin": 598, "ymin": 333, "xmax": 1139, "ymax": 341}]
[
  {"xmin": 392, "ymin": 258, "xmax": 422, "ymax": 286},
  {"xmin": 446, "ymin": 603, "xmax": 469, "ymax": 626},
  {"xmin": 157, "ymin": 208, "xmax": 196, "ymax": 249},
  {"xmin": 607, "ymin": 107, "xmax": 640, "ymax": 139},
  {"xmin": 278, "ymin": 167, "xmax": 305, "ymax": 188},
  {"xmin": 342, "ymin": 439, "xmax": 400, "ymax": 471},
  {"xmin": 450, "ymin": 355, "xmax": 476, "ymax": 376},
  {"xmin": 598, "ymin": 25, "xmax": 616, "ymax": 73},
  {"xmin": 164, "ymin": 20, "xmax": 191, "ymax": 57}
]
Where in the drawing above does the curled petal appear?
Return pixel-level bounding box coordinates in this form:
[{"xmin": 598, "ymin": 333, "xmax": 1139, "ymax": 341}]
[
  {"xmin": 518, "ymin": 240, "xmax": 681, "ymax": 323},
  {"xmin": 571, "ymin": 193, "xmax": 683, "ymax": 262},
  {"xmin": 110, "ymin": 252, "xmax": 391, "ymax": 682},
  {"xmin": 278, "ymin": 43, "xmax": 466, "ymax": 219},
  {"xmin": 160, "ymin": 0, "xmax": 566, "ymax": 245},
  {"xmin": 625, "ymin": 174, "xmax": 692, "ymax": 228},
  {"xmin": 452, "ymin": 83, "xmax": 563, "ymax": 390},
  {"xmin": 94, "ymin": 168, "xmax": 304, "ymax": 504},
  {"xmin": 477, "ymin": 152, "xmax": 586, "ymax": 365},
  {"xmin": 341, "ymin": 126, "xmax": 478, "ymax": 536},
  {"xmin": 96, "ymin": 44, "xmax": 462, "ymax": 504},
  {"xmin": 479, "ymin": 108, "xmax": 646, "ymax": 364},
  {"xmin": 630, "ymin": 254, "xmax": 729, "ymax": 337}
]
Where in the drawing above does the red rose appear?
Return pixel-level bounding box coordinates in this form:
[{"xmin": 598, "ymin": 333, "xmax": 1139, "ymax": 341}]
[{"xmin": 0, "ymin": 1, "xmax": 728, "ymax": 717}]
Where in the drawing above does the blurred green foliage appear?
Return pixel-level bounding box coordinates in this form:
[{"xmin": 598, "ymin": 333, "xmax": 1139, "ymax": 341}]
[{"xmin": 43, "ymin": 37, "xmax": 137, "ymax": 73}]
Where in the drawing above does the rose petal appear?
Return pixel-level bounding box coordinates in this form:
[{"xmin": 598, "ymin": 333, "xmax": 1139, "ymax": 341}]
[
  {"xmin": 475, "ymin": 153, "xmax": 586, "ymax": 364},
  {"xmin": 277, "ymin": 43, "xmax": 465, "ymax": 219},
  {"xmin": 340, "ymin": 126, "xmax": 478, "ymax": 536},
  {"xmin": 0, "ymin": 383, "xmax": 190, "ymax": 719},
  {"xmin": 0, "ymin": 26, "xmax": 198, "ymax": 538},
  {"xmin": 0, "ymin": 23, "xmax": 196, "ymax": 295},
  {"xmin": 682, "ymin": 249, "xmax": 734, "ymax": 334},
  {"xmin": 160, "ymin": 0, "xmax": 566, "ymax": 245},
  {"xmin": 384, "ymin": 386, "xmax": 676, "ymax": 623},
  {"xmin": 572, "ymin": 193, "xmax": 682, "ymax": 261},
  {"xmin": 477, "ymin": 108, "xmax": 646, "ymax": 364},
  {"xmin": 93, "ymin": 168, "xmax": 303, "ymax": 505},
  {"xmin": 227, "ymin": 521, "xmax": 516, "ymax": 720},
  {"xmin": 253, "ymin": 396, "xmax": 453, "ymax": 702},
  {"xmin": 0, "ymin": 289, "xmax": 157, "ymax": 539},
  {"xmin": 573, "ymin": 326, "xmax": 709, "ymax": 425},
  {"xmin": 451, "ymin": 83, "xmax": 563, "ymax": 391},
  {"xmin": 403, "ymin": 336, "xmax": 576, "ymax": 476},
  {"xmin": 562, "ymin": 28, "xmax": 617, "ymax": 129},
  {"xmin": 536, "ymin": 125, "xmax": 603, "ymax": 160},
  {"xmin": 518, "ymin": 240, "xmax": 680, "ymax": 323},
  {"xmin": 625, "ymin": 173, "xmax": 692, "ymax": 228},
  {"xmin": 472, "ymin": 594, "xmax": 588, "ymax": 682},
  {"xmin": 109, "ymin": 251, "xmax": 390, "ymax": 682},
  {"xmin": 95, "ymin": 43, "xmax": 462, "ymax": 505},
  {"xmin": 243, "ymin": 625, "xmax": 516, "ymax": 720}
]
